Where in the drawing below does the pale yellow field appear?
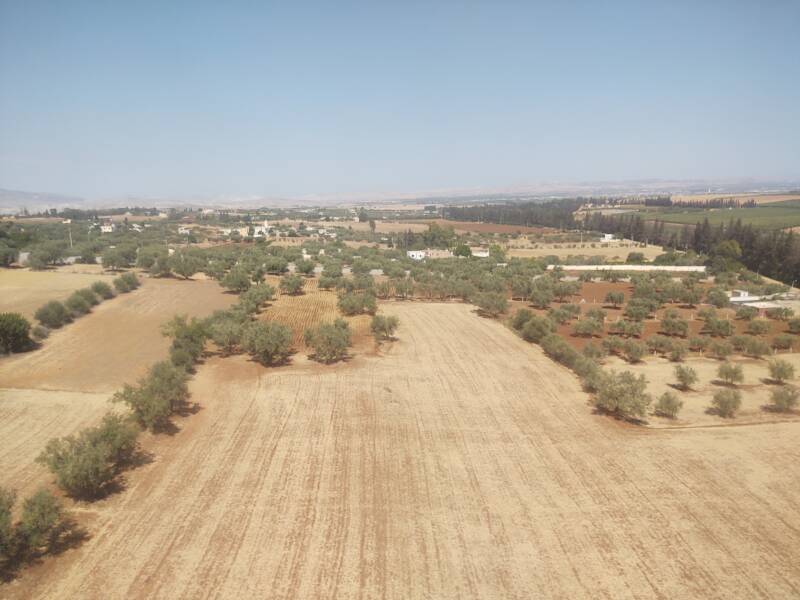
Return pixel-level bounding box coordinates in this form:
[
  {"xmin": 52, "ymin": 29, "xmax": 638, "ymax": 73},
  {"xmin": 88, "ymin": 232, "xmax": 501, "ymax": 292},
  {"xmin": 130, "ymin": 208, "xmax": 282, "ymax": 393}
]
[
  {"xmin": 505, "ymin": 242, "xmax": 663, "ymax": 261},
  {"xmin": 672, "ymin": 193, "xmax": 800, "ymax": 205},
  {"xmin": 0, "ymin": 277, "xmax": 236, "ymax": 393},
  {"xmin": 4, "ymin": 303, "xmax": 800, "ymax": 599},
  {"xmin": 0, "ymin": 268, "xmax": 116, "ymax": 320},
  {"xmin": 606, "ymin": 354, "xmax": 800, "ymax": 428}
]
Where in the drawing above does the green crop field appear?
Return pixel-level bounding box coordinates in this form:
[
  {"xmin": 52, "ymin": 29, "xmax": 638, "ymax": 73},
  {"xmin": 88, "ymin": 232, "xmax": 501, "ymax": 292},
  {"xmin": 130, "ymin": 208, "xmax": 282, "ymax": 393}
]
[{"xmin": 638, "ymin": 206, "xmax": 800, "ymax": 229}]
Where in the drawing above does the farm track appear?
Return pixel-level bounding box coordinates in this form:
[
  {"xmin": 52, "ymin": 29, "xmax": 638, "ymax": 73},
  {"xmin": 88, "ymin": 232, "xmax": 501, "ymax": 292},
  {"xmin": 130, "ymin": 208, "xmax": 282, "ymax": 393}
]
[{"xmin": 4, "ymin": 303, "xmax": 800, "ymax": 599}]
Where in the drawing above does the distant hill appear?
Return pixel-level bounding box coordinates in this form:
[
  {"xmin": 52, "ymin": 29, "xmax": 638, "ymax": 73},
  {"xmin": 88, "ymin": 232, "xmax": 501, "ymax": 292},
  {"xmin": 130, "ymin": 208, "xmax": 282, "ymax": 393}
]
[{"xmin": 0, "ymin": 188, "xmax": 86, "ymax": 213}]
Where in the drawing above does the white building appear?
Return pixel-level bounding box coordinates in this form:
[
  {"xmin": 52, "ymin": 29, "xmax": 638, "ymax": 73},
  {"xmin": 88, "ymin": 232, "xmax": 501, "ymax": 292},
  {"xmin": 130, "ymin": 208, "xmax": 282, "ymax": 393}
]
[
  {"xmin": 601, "ymin": 233, "xmax": 615, "ymax": 242},
  {"xmin": 100, "ymin": 223, "xmax": 116, "ymax": 234},
  {"xmin": 406, "ymin": 249, "xmax": 454, "ymax": 261},
  {"xmin": 470, "ymin": 248, "xmax": 490, "ymax": 258},
  {"xmin": 178, "ymin": 226, "xmax": 191, "ymax": 235}
]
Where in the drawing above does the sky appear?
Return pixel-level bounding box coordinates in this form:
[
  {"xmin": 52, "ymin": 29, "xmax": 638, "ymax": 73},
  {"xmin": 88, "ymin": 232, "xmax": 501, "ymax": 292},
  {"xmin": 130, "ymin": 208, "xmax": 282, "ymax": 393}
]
[{"xmin": 0, "ymin": 1, "xmax": 799, "ymax": 200}]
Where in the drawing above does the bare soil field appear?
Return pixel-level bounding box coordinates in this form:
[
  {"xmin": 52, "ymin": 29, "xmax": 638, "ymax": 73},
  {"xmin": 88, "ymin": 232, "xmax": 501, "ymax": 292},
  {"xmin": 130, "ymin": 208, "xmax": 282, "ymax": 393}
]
[
  {"xmin": 0, "ymin": 277, "xmax": 235, "ymax": 393},
  {"xmin": 0, "ymin": 268, "xmax": 116, "ymax": 319},
  {"xmin": 261, "ymin": 276, "xmax": 373, "ymax": 351},
  {"xmin": 5, "ymin": 303, "xmax": 800, "ymax": 599},
  {"xmin": 605, "ymin": 355, "xmax": 800, "ymax": 428}
]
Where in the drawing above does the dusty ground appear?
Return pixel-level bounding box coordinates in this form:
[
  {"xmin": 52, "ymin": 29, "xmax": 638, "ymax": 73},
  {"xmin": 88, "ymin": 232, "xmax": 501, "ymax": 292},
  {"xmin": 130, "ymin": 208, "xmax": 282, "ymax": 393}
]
[
  {"xmin": 4, "ymin": 303, "xmax": 800, "ymax": 599},
  {"xmin": 605, "ymin": 354, "xmax": 800, "ymax": 428},
  {"xmin": 0, "ymin": 277, "xmax": 235, "ymax": 392},
  {"xmin": 0, "ymin": 268, "xmax": 116, "ymax": 319}
]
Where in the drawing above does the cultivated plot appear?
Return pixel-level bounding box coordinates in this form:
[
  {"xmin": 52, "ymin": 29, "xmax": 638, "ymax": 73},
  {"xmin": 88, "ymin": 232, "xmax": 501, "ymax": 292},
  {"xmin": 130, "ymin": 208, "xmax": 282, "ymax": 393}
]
[{"xmin": 6, "ymin": 303, "xmax": 800, "ymax": 599}]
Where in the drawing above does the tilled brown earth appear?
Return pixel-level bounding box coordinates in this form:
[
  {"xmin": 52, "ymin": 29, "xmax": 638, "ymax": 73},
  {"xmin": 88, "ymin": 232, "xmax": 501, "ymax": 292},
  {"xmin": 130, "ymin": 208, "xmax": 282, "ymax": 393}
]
[{"xmin": 4, "ymin": 303, "xmax": 800, "ymax": 599}]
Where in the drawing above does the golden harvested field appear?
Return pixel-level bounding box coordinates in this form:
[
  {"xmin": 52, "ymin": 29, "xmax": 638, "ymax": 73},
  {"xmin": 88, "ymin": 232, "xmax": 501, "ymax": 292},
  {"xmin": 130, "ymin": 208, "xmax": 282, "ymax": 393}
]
[
  {"xmin": 0, "ymin": 277, "xmax": 236, "ymax": 393},
  {"xmin": 5, "ymin": 303, "xmax": 800, "ymax": 599},
  {"xmin": 261, "ymin": 276, "xmax": 372, "ymax": 350},
  {"xmin": 505, "ymin": 242, "xmax": 663, "ymax": 260},
  {"xmin": 672, "ymin": 193, "xmax": 800, "ymax": 205},
  {"xmin": 0, "ymin": 268, "xmax": 116, "ymax": 319},
  {"xmin": 0, "ymin": 389, "xmax": 113, "ymax": 500}
]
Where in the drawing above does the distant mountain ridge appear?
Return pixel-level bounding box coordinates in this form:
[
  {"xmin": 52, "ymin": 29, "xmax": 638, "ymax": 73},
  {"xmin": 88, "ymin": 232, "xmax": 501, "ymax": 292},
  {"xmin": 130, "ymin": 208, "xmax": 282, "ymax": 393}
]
[{"xmin": 2, "ymin": 179, "xmax": 800, "ymax": 212}]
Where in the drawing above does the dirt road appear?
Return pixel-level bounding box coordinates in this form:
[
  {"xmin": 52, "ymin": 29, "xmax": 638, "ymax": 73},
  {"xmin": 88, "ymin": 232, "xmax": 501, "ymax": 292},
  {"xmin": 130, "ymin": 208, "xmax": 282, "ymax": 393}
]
[{"xmin": 4, "ymin": 303, "xmax": 800, "ymax": 599}]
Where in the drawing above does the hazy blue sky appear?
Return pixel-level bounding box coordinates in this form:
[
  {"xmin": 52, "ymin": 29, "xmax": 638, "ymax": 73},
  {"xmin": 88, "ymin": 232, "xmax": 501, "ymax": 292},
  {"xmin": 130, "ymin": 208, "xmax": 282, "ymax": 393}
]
[{"xmin": 1, "ymin": 1, "xmax": 798, "ymax": 199}]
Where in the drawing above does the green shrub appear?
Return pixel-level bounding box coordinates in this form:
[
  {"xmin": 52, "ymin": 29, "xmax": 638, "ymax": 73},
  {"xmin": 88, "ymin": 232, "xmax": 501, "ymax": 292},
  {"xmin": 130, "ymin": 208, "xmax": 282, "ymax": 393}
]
[
  {"xmin": 623, "ymin": 339, "xmax": 646, "ymax": 363},
  {"xmin": 595, "ymin": 371, "xmax": 651, "ymax": 420},
  {"xmin": 305, "ymin": 319, "xmax": 352, "ymax": 363},
  {"xmin": 91, "ymin": 281, "xmax": 114, "ymax": 299},
  {"xmin": 65, "ymin": 293, "xmax": 91, "ymax": 316},
  {"xmin": 371, "ymin": 314, "xmax": 399, "ymax": 342},
  {"xmin": 674, "ymin": 364, "xmax": 698, "ymax": 390},
  {"xmin": 768, "ymin": 358, "xmax": 795, "ymax": 383},
  {"xmin": 18, "ymin": 489, "xmax": 64, "ymax": 554},
  {"xmin": 0, "ymin": 313, "xmax": 32, "ymax": 354},
  {"xmin": 770, "ymin": 386, "xmax": 799, "ymax": 412},
  {"xmin": 746, "ymin": 319, "xmax": 770, "ymax": 336},
  {"xmin": 242, "ymin": 321, "xmax": 293, "ymax": 365},
  {"xmin": 717, "ymin": 362, "xmax": 744, "ymax": 386},
  {"xmin": 711, "ymin": 389, "xmax": 742, "ymax": 418},
  {"xmin": 113, "ymin": 362, "xmax": 189, "ymax": 432},
  {"xmin": 34, "ymin": 301, "xmax": 72, "ymax": 329},
  {"xmin": 773, "ymin": 334, "xmax": 794, "ymax": 350},
  {"xmin": 572, "ymin": 318, "xmax": 603, "ymax": 338},
  {"xmin": 511, "ymin": 309, "xmax": 533, "ymax": 331},
  {"xmin": 521, "ymin": 315, "xmax": 556, "ymax": 343},
  {"xmin": 338, "ymin": 292, "xmax": 378, "ymax": 316},
  {"xmin": 474, "ymin": 292, "xmax": 508, "ymax": 317},
  {"xmin": 279, "ymin": 274, "xmax": 305, "ymax": 295},
  {"xmin": 654, "ymin": 392, "xmax": 683, "ymax": 419}
]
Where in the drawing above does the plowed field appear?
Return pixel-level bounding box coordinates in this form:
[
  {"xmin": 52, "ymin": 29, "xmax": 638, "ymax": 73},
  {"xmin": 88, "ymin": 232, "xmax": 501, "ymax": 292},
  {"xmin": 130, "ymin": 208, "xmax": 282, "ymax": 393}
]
[
  {"xmin": 5, "ymin": 303, "xmax": 800, "ymax": 599},
  {"xmin": 0, "ymin": 277, "xmax": 235, "ymax": 393}
]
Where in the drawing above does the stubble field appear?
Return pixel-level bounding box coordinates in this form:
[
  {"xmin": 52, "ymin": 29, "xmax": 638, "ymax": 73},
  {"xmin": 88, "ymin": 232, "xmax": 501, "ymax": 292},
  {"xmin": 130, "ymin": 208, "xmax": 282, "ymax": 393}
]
[
  {"xmin": 0, "ymin": 268, "xmax": 116, "ymax": 320},
  {"xmin": 4, "ymin": 302, "xmax": 800, "ymax": 599}
]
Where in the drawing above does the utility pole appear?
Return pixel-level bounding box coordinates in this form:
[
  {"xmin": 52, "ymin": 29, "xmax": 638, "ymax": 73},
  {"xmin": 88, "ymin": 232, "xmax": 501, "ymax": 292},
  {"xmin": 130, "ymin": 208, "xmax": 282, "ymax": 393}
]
[{"xmin": 68, "ymin": 226, "xmax": 73, "ymax": 248}]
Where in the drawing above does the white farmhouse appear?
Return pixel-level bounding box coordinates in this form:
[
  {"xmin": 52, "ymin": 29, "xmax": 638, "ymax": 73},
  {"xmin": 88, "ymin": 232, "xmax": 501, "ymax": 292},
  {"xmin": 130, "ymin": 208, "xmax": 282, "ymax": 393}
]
[{"xmin": 407, "ymin": 250, "xmax": 426, "ymax": 261}]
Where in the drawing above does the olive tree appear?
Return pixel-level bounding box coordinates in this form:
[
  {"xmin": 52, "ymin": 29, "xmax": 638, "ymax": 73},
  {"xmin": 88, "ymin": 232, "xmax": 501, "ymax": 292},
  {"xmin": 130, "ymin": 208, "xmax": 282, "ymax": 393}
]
[
  {"xmin": 0, "ymin": 313, "xmax": 32, "ymax": 354},
  {"xmin": 595, "ymin": 371, "xmax": 652, "ymax": 420},
  {"xmin": 242, "ymin": 321, "xmax": 293, "ymax": 365},
  {"xmin": 371, "ymin": 314, "xmax": 399, "ymax": 342},
  {"xmin": 711, "ymin": 389, "xmax": 742, "ymax": 418},
  {"xmin": 768, "ymin": 358, "xmax": 795, "ymax": 384},
  {"xmin": 674, "ymin": 364, "xmax": 698, "ymax": 390},
  {"xmin": 305, "ymin": 319, "xmax": 352, "ymax": 363}
]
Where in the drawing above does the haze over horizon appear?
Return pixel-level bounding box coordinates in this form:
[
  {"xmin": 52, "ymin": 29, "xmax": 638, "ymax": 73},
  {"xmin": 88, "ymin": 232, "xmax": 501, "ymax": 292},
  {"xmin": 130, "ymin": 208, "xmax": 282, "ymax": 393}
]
[{"xmin": 1, "ymin": 1, "xmax": 799, "ymax": 200}]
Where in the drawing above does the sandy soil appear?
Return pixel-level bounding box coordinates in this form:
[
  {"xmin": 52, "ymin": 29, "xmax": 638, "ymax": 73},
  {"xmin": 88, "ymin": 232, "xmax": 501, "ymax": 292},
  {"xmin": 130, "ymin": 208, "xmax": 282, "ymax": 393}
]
[
  {"xmin": 0, "ymin": 277, "xmax": 236, "ymax": 392},
  {"xmin": 5, "ymin": 303, "xmax": 800, "ymax": 599},
  {"xmin": 605, "ymin": 354, "xmax": 800, "ymax": 428},
  {"xmin": 0, "ymin": 268, "xmax": 116, "ymax": 319}
]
